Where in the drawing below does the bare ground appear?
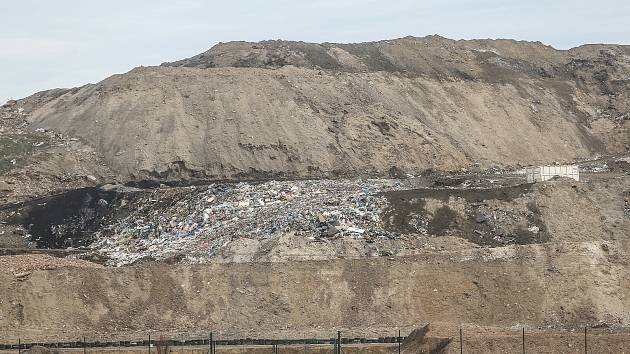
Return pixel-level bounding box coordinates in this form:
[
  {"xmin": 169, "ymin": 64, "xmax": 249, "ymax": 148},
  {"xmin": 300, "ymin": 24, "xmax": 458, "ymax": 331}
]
[{"xmin": 8, "ymin": 36, "xmax": 629, "ymax": 182}]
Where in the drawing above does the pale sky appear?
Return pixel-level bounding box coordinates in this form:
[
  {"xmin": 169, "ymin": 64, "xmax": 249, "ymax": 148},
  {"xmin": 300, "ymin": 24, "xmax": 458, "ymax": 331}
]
[{"xmin": 1, "ymin": 0, "xmax": 629, "ymax": 104}]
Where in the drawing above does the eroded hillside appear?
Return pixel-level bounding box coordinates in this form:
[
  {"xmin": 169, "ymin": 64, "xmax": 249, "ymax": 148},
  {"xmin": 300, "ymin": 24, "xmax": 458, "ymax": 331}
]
[{"xmin": 9, "ymin": 36, "xmax": 628, "ymax": 182}]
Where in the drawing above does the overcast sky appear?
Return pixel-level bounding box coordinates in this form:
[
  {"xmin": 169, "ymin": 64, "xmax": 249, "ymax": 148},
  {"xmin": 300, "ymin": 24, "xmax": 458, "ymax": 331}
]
[{"xmin": 1, "ymin": 0, "xmax": 629, "ymax": 104}]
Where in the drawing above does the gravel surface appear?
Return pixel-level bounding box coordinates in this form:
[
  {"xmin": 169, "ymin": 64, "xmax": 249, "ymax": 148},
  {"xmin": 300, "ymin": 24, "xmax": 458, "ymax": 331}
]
[{"xmin": 0, "ymin": 254, "xmax": 103, "ymax": 275}]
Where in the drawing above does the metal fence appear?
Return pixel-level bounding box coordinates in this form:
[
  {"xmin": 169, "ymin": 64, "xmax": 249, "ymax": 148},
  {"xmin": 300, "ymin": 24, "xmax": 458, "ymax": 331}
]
[
  {"xmin": 0, "ymin": 332, "xmax": 403, "ymax": 352},
  {"xmin": 2, "ymin": 327, "xmax": 628, "ymax": 354}
]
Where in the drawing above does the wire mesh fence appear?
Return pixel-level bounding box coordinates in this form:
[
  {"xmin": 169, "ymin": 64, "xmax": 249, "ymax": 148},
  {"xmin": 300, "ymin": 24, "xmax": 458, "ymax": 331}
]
[
  {"xmin": 1, "ymin": 334, "xmax": 402, "ymax": 352},
  {"xmin": 3, "ymin": 327, "xmax": 630, "ymax": 353}
]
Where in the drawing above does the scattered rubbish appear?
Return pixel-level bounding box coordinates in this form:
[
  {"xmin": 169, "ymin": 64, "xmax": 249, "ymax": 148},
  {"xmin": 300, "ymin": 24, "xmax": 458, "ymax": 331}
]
[
  {"xmin": 92, "ymin": 179, "xmax": 403, "ymax": 266},
  {"xmin": 14, "ymin": 271, "xmax": 31, "ymax": 279}
]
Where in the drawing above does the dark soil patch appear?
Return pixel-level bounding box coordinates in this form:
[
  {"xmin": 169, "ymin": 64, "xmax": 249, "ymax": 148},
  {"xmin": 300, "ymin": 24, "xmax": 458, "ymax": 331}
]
[
  {"xmin": 379, "ymin": 185, "xmax": 548, "ymax": 246},
  {"xmin": 382, "ymin": 185, "xmax": 531, "ymax": 206},
  {"xmin": 6, "ymin": 188, "xmax": 120, "ymax": 248},
  {"xmin": 427, "ymin": 205, "xmax": 458, "ymax": 236}
]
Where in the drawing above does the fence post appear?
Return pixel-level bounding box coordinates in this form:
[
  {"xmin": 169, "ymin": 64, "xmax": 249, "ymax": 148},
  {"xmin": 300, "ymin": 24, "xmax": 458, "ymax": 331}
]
[
  {"xmin": 148, "ymin": 334, "xmax": 151, "ymax": 354},
  {"xmin": 522, "ymin": 328, "xmax": 525, "ymax": 354},
  {"xmin": 584, "ymin": 326, "xmax": 587, "ymax": 354},
  {"xmin": 337, "ymin": 331, "xmax": 341, "ymax": 354},
  {"xmin": 83, "ymin": 337, "xmax": 86, "ymax": 354},
  {"xmin": 209, "ymin": 332, "xmax": 213, "ymax": 354},
  {"xmin": 460, "ymin": 328, "xmax": 463, "ymax": 354},
  {"xmin": 18, "ymin": 338, "xmax": 21, "ymax": 354},
  {"xmin": 398, "ymin": 329, "xmax": 401, "ymax": 354}
]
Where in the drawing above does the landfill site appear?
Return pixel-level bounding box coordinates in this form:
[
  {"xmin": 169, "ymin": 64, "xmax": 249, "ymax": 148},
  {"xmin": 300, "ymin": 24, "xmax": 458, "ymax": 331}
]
[{"xmin": 0, "ymin": 36, "xmax": 630, "ymax": 353}]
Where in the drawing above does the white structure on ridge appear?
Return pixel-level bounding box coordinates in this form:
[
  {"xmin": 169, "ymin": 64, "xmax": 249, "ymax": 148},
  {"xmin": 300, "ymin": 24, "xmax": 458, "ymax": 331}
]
[{"xmin": 524, "ymin": 165, "xmax": 579, "ymax": 183}]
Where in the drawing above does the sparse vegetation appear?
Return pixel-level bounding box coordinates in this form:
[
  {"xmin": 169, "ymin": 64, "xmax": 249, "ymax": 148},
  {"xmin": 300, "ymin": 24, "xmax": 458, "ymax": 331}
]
[{"xmin": 0, "ymin": 134, "xmax": 48, "ymax": 173}]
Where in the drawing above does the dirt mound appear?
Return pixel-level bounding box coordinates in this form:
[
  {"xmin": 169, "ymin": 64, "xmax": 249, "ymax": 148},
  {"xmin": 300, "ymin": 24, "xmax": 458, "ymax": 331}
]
[{"xmin": 10, "ymin": 36, "xmax": 629, "ymax": 182}]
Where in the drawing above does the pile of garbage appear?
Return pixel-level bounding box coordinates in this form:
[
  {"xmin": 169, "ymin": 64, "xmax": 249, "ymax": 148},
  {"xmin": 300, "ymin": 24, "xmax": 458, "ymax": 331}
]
[
  {"xmin": 91, "ymin": 179, "xmax": 404, "ymax": 266},
  {"xmin": 0, "ymin": 100, "xmax": 29, "ymax": 133}
]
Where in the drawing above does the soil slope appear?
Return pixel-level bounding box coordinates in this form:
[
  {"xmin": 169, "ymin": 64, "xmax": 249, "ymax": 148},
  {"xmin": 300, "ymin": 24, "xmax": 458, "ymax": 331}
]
[
  {"xmin": 1, "ymin": 241, "xmax": 629, "ymax": 343},
  {"xmin": 15, "ymin": 36, "xmax": 630, "ymax": 181}
]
